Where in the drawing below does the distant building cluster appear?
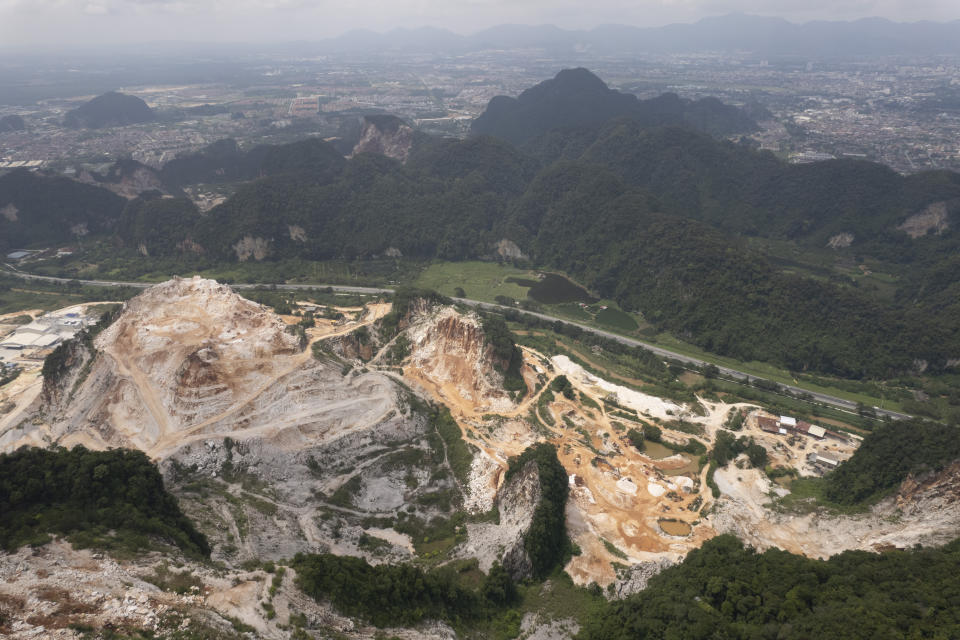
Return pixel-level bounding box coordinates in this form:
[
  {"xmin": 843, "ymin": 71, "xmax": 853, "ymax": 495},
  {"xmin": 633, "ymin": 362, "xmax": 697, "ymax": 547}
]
[
  {"xmin": 757, "ymin": 414, "xmax": 854, "ymax": 469},
  {"xmin": 757, "ymin": 414, "xmax": 848, "ymax": 443},
  {"xmin": 0, "ymin": 310, "xmax": 90, "ymax": 363}
]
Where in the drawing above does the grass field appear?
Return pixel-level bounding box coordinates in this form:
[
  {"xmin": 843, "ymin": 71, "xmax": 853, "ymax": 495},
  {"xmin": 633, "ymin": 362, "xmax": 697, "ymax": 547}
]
[
  {"xmin": 595, "ymin": 306, "xmax": 638, "ymax": 331},
  {"xmin": 415, "ymin": 261, "xmax": 535, "ymax": 301},
  {"xmin": 0, "ymin": 287, "xmax": 110, "ymax": 315}
]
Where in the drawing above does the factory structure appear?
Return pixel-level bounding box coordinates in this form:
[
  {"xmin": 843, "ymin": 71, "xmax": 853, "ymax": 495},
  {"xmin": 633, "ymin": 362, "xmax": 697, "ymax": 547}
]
[
  {"xmin": 757, "ymin": 414, "xmax": 849, "ymax": 442},
  {"xmin": 0, "ymin": 310, "xmax": 90, "ymax": 363}
]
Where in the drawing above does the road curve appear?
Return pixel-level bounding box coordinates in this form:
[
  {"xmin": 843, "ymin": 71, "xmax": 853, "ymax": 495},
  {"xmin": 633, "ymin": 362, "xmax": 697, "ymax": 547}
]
[{"xmin": 2, "ymin": 265, "xmax": 910, "ymax": 421}]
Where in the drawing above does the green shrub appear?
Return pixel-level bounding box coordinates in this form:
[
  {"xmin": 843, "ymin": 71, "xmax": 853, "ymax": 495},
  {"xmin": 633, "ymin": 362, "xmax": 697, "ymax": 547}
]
[
  {"xmin": 824, "ymin": 419, "xmax": 960, "ymax": 504},
  {"xmin": 580, "ymin": 535, "xmax": 960, "ymax": 640},
  {"xmin": 0, "ymin": 446, "xmax": 209, "ymax": 556}
]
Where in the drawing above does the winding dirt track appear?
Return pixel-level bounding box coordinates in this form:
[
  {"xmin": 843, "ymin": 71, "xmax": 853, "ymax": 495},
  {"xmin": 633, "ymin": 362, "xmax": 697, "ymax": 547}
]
[
  {"xmin": 99, "ymin": 303, "xmax": 391, "ymax": 459},
  {"xmin": 401, "ymin": 336, "xmax": 719, "ymax": 585}
]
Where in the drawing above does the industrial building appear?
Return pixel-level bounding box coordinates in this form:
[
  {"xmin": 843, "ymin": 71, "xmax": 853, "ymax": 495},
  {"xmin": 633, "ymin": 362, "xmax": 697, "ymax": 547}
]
[
  {"xmin": 758, "ymin": 414, "xmax": 845, "ymax": 442},
  {"xmin": 0, "ymin": 310, "xmax": 90, "ymax": 362}
]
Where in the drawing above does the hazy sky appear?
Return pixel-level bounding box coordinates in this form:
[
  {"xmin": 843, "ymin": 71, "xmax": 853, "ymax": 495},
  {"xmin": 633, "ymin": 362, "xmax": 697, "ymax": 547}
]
[{"xmin": 1, "ymin": 0, "xmax": 958, "ymax": 47}]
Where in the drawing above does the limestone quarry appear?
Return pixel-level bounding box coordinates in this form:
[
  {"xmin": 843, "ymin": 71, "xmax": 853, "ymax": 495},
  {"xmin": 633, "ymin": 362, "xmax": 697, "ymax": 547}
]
[{"xmin": 1, "ymin": 279, "xmax": 959, "ymax": 639}]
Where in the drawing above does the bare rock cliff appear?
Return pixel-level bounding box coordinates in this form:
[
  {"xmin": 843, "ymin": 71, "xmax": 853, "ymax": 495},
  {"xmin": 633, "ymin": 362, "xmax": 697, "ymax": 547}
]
[
  {"xmin": 351, "ymin": 115, "xmax": 415, "ymax": 163},
  {"xmin": 499, "ymin": 459, "xmax": 542, "ymax": 581},
  {"xmin": 406, "ymin": 305, "xmax": 513, "ymax": 412},
  {"xmin": 25, "ymin": 277, "xmax": 398, "ymax": 458}
]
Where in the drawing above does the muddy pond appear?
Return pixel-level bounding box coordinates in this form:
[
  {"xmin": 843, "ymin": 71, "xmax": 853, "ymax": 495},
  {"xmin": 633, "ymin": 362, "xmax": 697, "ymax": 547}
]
[
  {"xmin": 642, "ymin": 441, "xmax": 701, "ymax": 477},
  {"xmin": 658, "ymin": 519, "xmax": 693, "ymax": 537}
]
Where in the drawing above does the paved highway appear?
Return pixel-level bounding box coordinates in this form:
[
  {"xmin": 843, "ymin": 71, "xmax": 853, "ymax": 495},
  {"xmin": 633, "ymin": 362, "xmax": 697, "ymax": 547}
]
[{"xmin": 2, "ymin": 265, "xmax": 910, "ymax": 421}]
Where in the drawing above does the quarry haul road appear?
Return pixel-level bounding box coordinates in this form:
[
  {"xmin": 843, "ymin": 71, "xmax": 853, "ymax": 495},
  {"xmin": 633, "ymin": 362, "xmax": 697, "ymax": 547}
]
[{"xmin": 1, "ymin": 265, "xmax": 911, "ymax": 421}]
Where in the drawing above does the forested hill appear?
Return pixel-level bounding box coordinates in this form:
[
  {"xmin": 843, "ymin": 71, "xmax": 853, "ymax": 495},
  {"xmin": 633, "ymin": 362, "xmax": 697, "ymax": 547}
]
[
  {"xmin": 159, "ymin": 136, "xmax": 347, "ymax": 189},
  {"xmin": 0, "ymin": 169, "xmax": 126, "ymax": 252},
  {"xmin": 579, "ymin": 534, "xmax": 960, "ymax": 640},
  {"xmin": 129, "ymin": 130, "xmax": 955, "ymax": 377},
  {"xmin": 471, "ymin": 68, "xmax": 758, "ymax": 145},
  {"xmin": 63, "ymin": 91, "xmax": 156, "ymax": 129},
  {"xmin": 6, "ymin": 69, "xmax": 960, "ymax": 378},
  {"xmin": 0, "ymin": 115, "xmax": 26, "ymax": 132},
  {"xmin": 823, "ymin": 419, "xmax": 960, "ymax": 504}
]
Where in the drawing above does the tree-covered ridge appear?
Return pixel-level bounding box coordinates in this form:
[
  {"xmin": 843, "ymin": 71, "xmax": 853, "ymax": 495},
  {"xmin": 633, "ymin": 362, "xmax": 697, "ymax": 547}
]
[
  {"xmin": 158, "ymin": 136, "xmax": 347, "ymax": 189},
  {"xmin": 480, "ymin": 313, "xmax": 526, "ymax": 394},
  {"xmin": 9, "ymin": 70, "xmax": 960, "ymax": 379},
  {"xmin": 112, "ymin": 123, "xmax": 957, "ymax": 377},
  {"xmin": 505, "ymin": 443, "xmax": 570, "ymax": 579},
  {"xmin": 509, "ymin": 161, "xmax": 952, "ymax": 377},
  {"xmin": 579, "ymin": 534, "xmax": 960, "ymax": 640},
  {"xmin": 578, "ymin": 121, "xmax": 960, "ymax": 251},
  {"xmin": 0, "ymin": 446, "xmax": 210, "ymax": 557},
  {"xmin": 471, "ymin": 68, "xmax": 758, "ymax": 145},
  {"xmin": 63, "ymin": 91, "xmax": 156, "ymax": 129},
  {"xmin": 118, "ymin": 194, "xmax": 204, "ymax": 257},
  {"xmin": 0, "ymin": 168, "xmax": 126, "ymax": 252},
  {"xmin": 824, "ymin": 419, "xmax": 960, "ymax": 504},
  {"xmin": 292, "ymin": 553, "xmax": 516, "ymax": 628}
]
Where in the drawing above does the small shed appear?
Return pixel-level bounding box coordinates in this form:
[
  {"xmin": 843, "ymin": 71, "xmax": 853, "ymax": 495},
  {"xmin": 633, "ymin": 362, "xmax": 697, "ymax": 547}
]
[
  {"xmin": 815, "ymin": 453, "xmax": 839, "ymax": 467},
  {"xmin": 758, "ymin": 416, "xmax": 780, "ymax": 433},
  {"xmin": 807, "ymin": 425, "xmax": 827, "ymax": 439}
]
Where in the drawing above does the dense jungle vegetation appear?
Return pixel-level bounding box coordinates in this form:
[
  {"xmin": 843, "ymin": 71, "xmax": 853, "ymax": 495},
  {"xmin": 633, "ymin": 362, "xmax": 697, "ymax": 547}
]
[
  {"xmin": 578, "ymin": 534, "xmax": 960, "ymax": 640},
  {"xmin": 292, "ymin": 553, "xmax": 517, "ymax": 628},
  {"xmin": 823, "ymin": 419, "xmax": 960, "ymax": 504},
  {"xmin": 4, "ymin": 69, "xmax": 960, "ymax": 380},
  {"xmin": 0, "ymin": 446, "xmax": 210, "ymax": 556}
]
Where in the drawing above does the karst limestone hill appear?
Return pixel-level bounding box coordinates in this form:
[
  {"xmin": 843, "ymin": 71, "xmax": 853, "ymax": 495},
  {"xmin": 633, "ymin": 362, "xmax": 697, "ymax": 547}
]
[
  {"xmin": 332, "ymin": 297, "xmax": 525, "ymax": 415},
  {"xmin": 350, "ymin": 114, "xmax": 416, "ymax": 162},
  {"xmin": 2, "ymin": 282, "xmax": 559, "ymax": 571},
  {"xmin": 8, "ymin": 276, "xmax": 398, "ymax": 459},
  {"xmin": 404, "ymin": 305, "xmax": 520, "ymax": 414}
]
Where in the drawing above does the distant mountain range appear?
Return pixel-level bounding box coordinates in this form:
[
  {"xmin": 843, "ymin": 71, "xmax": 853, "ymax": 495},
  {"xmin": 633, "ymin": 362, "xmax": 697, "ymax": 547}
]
[{"xmin": 309, "ymin": 14, "xmax": 960, "ymax": 57}]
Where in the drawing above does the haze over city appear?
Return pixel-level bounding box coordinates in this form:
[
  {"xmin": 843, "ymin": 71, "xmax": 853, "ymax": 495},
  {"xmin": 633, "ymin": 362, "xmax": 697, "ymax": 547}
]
[
  {"xmin": 1, "ymin": 0, "xmax": 959, "ymax": 46},
  {"xmin": 3, "ymin": 0, "xmax": 960, "ymax": 637}
]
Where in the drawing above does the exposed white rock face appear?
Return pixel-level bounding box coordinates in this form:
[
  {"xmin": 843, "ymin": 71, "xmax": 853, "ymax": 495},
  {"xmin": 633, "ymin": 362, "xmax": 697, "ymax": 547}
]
[
  {"xmin": 406, "ymin": 305, "xmax": 514, "ymax": 412},
  {"xmin": 232, "ymin": 235, "xmax": 270, "ymax": 261},
  {"xmin": 709, "ymin": 463, "xmax": 960, "ymax": 559},
  {"xmin": 1, "ymin": 203, "xmax": 18, "ymax": 221},
  {"xmin": 351, "ymin": 115, "xmax": 415, "ymax": 163},
  {"xmin": 827, "ymin": 232, "xmax": 854, "ymax": 248},
  {"xmin": 496, "ymin": 238, "xmax": 527, "ymax": 261},
  {"xmin": 29, "ymin": 277, "xmax": 398, "ymax": 458},
  {"xmin": 611, "ymin": 557, "xmax": 676, "ymax": 599},
  {"xmin": 461, "ymin": 459, "xmax": 542, "ymax": 578},
  {"xmin": 898, "ymin": 201, "xmax": 951, "ymax": 238}
]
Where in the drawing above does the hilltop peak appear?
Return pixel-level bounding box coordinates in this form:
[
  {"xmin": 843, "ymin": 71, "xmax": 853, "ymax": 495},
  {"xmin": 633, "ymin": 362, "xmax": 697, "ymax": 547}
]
[
  {"xmin": 471, "ymin": 68, "xmax": 756, "ymax": 145},
  {"xmin": 64, "ymin": 91, "xmax": 156, "ymax": 129},
  {"xmin": 550, "ymin": 67, "xmax": 610, "ymax": 90}
]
